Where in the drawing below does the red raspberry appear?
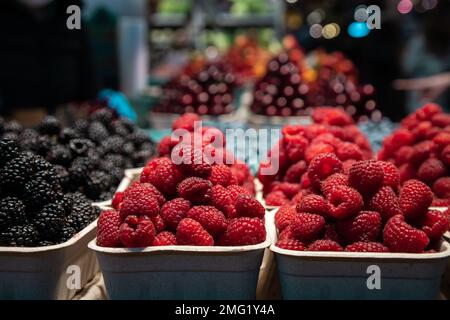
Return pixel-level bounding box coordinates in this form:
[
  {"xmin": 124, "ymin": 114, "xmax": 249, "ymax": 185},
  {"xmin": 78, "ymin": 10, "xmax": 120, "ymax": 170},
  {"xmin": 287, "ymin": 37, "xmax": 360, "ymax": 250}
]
[
  {"xmin": 119, "ymin": 193, "xmax": 160, "ymax": 220},
  {"xmin": 230, "ymin": 163, "xmax": 250, "ymax": 185},
  {"xmin": 176, "ymin": 218, "xmax": 214, "ymax": 246},
  {"xmin": 410, "ymin": 140, "xmax": 436, "ymax": 166},
  {"xmin": 379, "ymin": 161, "xmax": 400, "ymax": 190},
  {"xmin": 276, "ymin": 239, "xmax": 305, "ymax": 251},
  {"xmin": 160, "ymin": 198, "xmax": 191, "ymax": 231},
  {"xmin": 151, "ymin": 215, "xmax": 165, "ymax": 233},
  {"xmin": 305, "ymin": 143, "xmax": 335, "ymax": 163},
  {"xmin": 187, "ymin": 206, "xmax": 228, "ymax": 237},
  {"xmin": 417, "ymin": 158, "xmax": 448, "ymax": 184},
  {"xmin": 278, "ymin": 225, "xmax": 295, "ymax": 240},
  {"xmin": 345, "ymin": 242, "xmax": 390, "ymax": 252},
  {"xmin": 172, "ymin": 113, "xmax": 200, "ymax": 131},
  {"xmin": 433, "ymin": 132, "xmax": 450, "ymax": 150},
  {"xmin": 327, "ymin": 185, "xmax": 363, "ymax": 220},
  {"xmin": 321, "ymin": 173, "xmax": 348, "ymax": 197},
  {"xmin": 432, "ymin": 198, "xmax": 450, "ymax": 207},
  {"xmin": 290, "ymin": 192, "xmax": 304, "ymax": 206},
  {"xmin": 173, "ymin": 144, "xmax": 212, "ymax": 178},
  {"xmin": 383, "ymin": 215, "xmax": 429, "ymax": 253},
  {"xmin": 207, "ymin": 164, "xmax": 232, "ymax": 186},
  {"xmin": 416, "ymin": 103, "xmax": 442, "ymax": 121},
  {"xmin": 283, "ymin": 160, "xmax": 307, "ymax": 183},
  {"xmin": 97, "ymin": 209, "xmax": 121, "ymax": 247},
  {"xmin": 308, "ymin": 240, "xmax": 343, "ymax": 251},
  {"xmin": 441, "ymin": 145, "xmax": 450, "ymax": 167},
  {"xmin": 312, "ymin": 107, "xmax": 353, "ymax": 126},
  {"xmin": 311, "ymin": 133, "xmax": 340, "ymax": 148},
  {"xmin": 275, "ymin": 205, "xmax": 297, "ymax": 232},
  {"xmin": 348, "ymin": 160, "xmax": 384, "ymax": 196},
  {"xmin": 296, "ymin": 194, "xmax": 331, "ymax": 217},
  {"xmin": 220, "ymin": 217, "xmax": 266, "ymax": 246},
  {"xmin": 386, "ymin": 129, "xmax": 414, "ymax": 151},
  {"xmin": 336, "ymin": 211, "xmax": 382, "ymax": 244},
  {"xmin": 291, "ymin": 213, "xmax": 325, "ymax": 243},
  {"xmin": 305, "ymin": 124, "xmax": 329, "ymax": 140},
  {"xmin": 433, "ymin": 177, "xmax": 450, "ymax": 199},
  {"xmin": 399, "ymin": 180, "xmax": 433, "ymax": 221},
  {"xmin": 270, "ymin": 182, "xmax": 301, "ymax": 199},
  {"xmin": 284, "ymin": 134, "xmax": 309, "ymax": 163},
  {"xmin": 411, "ymin": 121, "xmax": 434, "ymax": 141},
  {"xmin": 282, "ymin": 124, "xmax": 306, "ymax": 137},
  {"xmin": 421, "ymin": 210, "xmax": 449, "ymax": 241},
  {"xmin": 111, "ymin": 192, "xmax": 123, "ymax": 210},
  {"xmin": 177, "ymin": 177, "xmax": 212, "ymax": 204},
  {"xmin": 431, "ymin": 113, "xmax": 450, "ymax": 127},
  {"xmin": 307, "ymin": 153, "xmax": 344, "ymax": 189},
  {"xmin": 401, "ymin": 113, "xmax": 418, "ymax": 129},
  {"xmin": 153, "ymin": 231, "xmax": 177, "ymax": 246},
  {"xmin": 300, "ymin": 173, "xmax": 312, "ymax": 189},
  {"xmin": 207, "ymin": 185, "xmax": 236, "ymax": 218},
  {"xmin": 395, "ymin": 146, "xmax": 414, "ymax": 165},
  {"xmin": 235, "ymin": 194, "xmax": 265, "ymax": 218},
  {"xmin": 367, "ymin": 186, "xmax": 402, "ymax": 221},
  {"xmin": 157, "ymin": 135, "xmax": 172, "ymax": 156},
  {"xmin": 124, "ymin": 182, "xmax": 166, "ymax": 206},
  {"xmin": 226, "ymin": 185, "xmax": 251, "ymax": 199},
  {"xmin": 140, "ymin": 157, "xmax": 183, "ymax": 196},
  {"xmin": 119, "ymin": 215, "xmax": 155, "ymax": 248},
  {"xmin": 323, "ymin": 224, "xmax": 343, "ymax": 244},
  {"xmin": 265, "ymin": 191, "xmax": 289, "ymax": 206},
  {"xmin": 342, "ymin": 159, "xmax": 357, "ymax": 174},
  {"xmin": 399, "ymin": 163, "xmax": 417, "ymax": 183},
  {"xmin": 336, "ymin": 142, "xmax": 363, "ymax": 161}
]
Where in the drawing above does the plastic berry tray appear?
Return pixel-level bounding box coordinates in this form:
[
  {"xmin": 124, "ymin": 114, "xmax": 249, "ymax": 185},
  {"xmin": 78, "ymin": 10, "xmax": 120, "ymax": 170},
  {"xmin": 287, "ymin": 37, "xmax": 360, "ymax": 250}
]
[
  {"xmin": 267, "ymin": 209, "xmax": 450, "ymax": 300},
  {"xmin": 88, "ymin": 214, "xmax": 275, "ymax": 300},
  {"xmin": 0, "ymin": 219, "xmax": 99, "ymax": 300}
]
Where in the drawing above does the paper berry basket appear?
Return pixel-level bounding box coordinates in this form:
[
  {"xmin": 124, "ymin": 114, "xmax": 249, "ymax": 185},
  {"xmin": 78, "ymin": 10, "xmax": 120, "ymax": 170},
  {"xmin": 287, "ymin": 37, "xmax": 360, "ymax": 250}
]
[
  {"xmin": 88, "ymin": 216, "xmax": 275, "ymax": 300},
  {"xmin": 268, "ymin": 210, "xmax": 450, "ymax": 300}
]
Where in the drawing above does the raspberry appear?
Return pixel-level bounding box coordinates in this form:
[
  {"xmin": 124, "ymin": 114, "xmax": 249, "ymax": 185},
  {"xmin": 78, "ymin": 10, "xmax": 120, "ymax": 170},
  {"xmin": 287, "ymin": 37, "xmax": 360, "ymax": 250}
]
[
  {"xmin": 417, "ymin": 158, "xmax": 448, "ymax": 184},
  {"xmin": 173, "ymin": 144, "xmax": 213, "ymax": 178},
  {"xmin": 312, "ymin": 107, "xmax": 353, "ymax": 126},
  {"xmin": 119, "ymin": 193, "xmax": 160, "ymax": 220},
  {"xmin": 283, "ymin": 161, "xmax": 307, "ymax": 183},
  {"xmin": 278, "ymin": 225, "xmax": 295, "ymax": 240},
  {"xmin": 399, "ymin": 163, "xmax": 417, "ymax": 183},
  {"xmin": 336, "ymin": 142, "xmax": 363, "ymax": 161},
  {"xmin": 275, "ymin": 205, "xmax": 297, "ymax": 231},
  {"xmin": 441, "ymin": 145, "xmax": 450, "ymax": 167},
  {"xmin": 327, "ymin": 186, "xmax": 363, "ymax": 220},
  {"xmin": 383, "ymin": 215, "xmax": 429, "ymax": 253},
  {"xmin": 305, "ymin": 143, "xmax": 335, "ymax": 163},
  {"xmin": 187, "ymin": 206, "xmax": 228, "ymax": 237},
  {"xmin": 172, "ymin": 113, "xmax": 200, "ymax": 131},
  {"xmin": 305, "ymin": 124, "xmax": 329, "ymax": 140},
  {"xmin": 284, "ymin": 134, "xmax": 309, "ymax": 163},
  {"xmin": 348, "ymin": 160, "xmax": 384, "ymax": 196},
  {"xmin": 411, "ymin": 121, "xmax": 434, "ymax": 141},
  {"xmin": 300, "ymin": 173, "xmax": 312, "ymax": 189},
  {"xmin": 124, "ymin": 182, "xmax": 166, "ymax": 206},
  {"xmin": 399, "ymin": 180, "xmax": 433, "ymax": 221},
  {"xmin": 308, "ymin": 240, "xmax": 343, "ymax": 251},
  {"xmin": 432, "ymin": 132, "xmax": 450, "ymax": 150},
  {"xmin": 345, "ymin": 242, "xmax": 390, "ymax": 252},
  {"xmin": 176, "ymin": 218, "xmax": 214, "ymax": 246},
  {"xmin": 323, "ymin": 224, "xmax": 343, "ymax": 243},
  {"xmin": 307, "ymin": 153, "xmax": 344, "ymax": 189},
  {"xmin": 431, "ymin": 113, "xmax": 450, "ymax": 127},
  {"xmin": 321, "ymin": 173, "xmax": 348, "ymax": 197},
  {"xmin": 276, "ymin": 239, "xmax": 305, "ymax": 251},
  {"xmin": 336, "ymin": 211, "xmax": 382, "ymax": 244},
  {"xmin": 395, "ymin": 146, "xmax": 414, "ymax": 165},
  {"xmin": 235, "ymin": 194, "xmax": 265, "ymax": 218},
  {"xmin": 160, "ymin": 198, "xmax": 191, "ymax": 231},
  {"xmin": 367, "ymin": 186, "xmax": 402, "ymax": 221},
  {"xmin": 296, "ymin": 194, "xmax": 331, "ymax": 217},
  {"xmin": 421, "ymin": 210, "xmax": 449, "ymax": 241},
  {"xmin": 433, "ymin": 177, "xmax": 450, "ymax": 199},
  {"xmin": 177, "ymin": 177, "xmax": 212, "ymax": 204},
  {"xmin": 153, "ymin": 231, "xmax": 177, "ymax": 246},
  {"xmin": 291, "ymin": 213, "xmax": 325, "ymax": 243},
  {"xmin": 416, "ymin": 103, "xmax": 442, "ymax": 120},
  {"xmin": 282, "ymin": 124, "xmax": 306, "ymax": 137},
  {"xmin": 207, "ymin": 164, "xmax": 232, "ymax": 186},
  {"xmin": 270, "ymin": 182, "xmax": 302, "ymax": 199},
  {"xmin": 157, "ymin": 135, "xmax": 172, "ymax": 156},
  {"xmin": 119, "ymin": 216, "xmax": 156, "ymax": 248},
  {"xmin": 140, "ymin": 157, "xmax": 183, "ymax": 196},
  {"xmin": 219, "ymin": 217, "xmax": 266, "ymax": 246},
  {"xmin": 379, "ymin": 161, "xmax": 400, "ymax": 190},
  {"xmin": 111, "ymin": 192, "xmax": 123, "ymax": 210},
  {"xmin": 151, "ymin": 215, "xmax": 165, "ymax": 233},
  {"xmin": 432, "ymin": 198, "xmax": 450, "ymax": 206},
  {"xmin": 207, "ymin": 185, "xmax": 236, "ymax": 218},
  {"xmin": 410, "ymin": 141, "xmax": 436, "ymax": 165},
  {"xmin": 226, "ymin": 185, "xmax": 251, "ymax": 199},
  {"xmin": 290, "ymin": 192, "xmax": 304, "ymax": 206},
  {"xmin": 342, "ymin": 159, "xmax": 357, "ymax": 174},
  {"xmin": 96, "ymin": 210, "xmax": 121, "ymax": 247},
  {"xmin": 265, "ymin": 191, "xmax": 288, "ymax": 206}
]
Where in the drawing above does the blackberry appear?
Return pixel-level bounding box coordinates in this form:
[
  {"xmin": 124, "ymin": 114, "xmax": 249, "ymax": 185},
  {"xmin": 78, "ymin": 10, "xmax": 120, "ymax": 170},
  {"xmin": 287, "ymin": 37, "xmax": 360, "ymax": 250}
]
[
  {"xmin": 90, "ymin": 108, "xmax": 114, "ymax": 125},
  {"xmin": 98, "ymin": 161, "xmax": 122, "ymax": 184},
  {"xmin": 53, "ymin": 165, "xmax": 70, "ymax": 189},
  {"xmin": 129, "ymin": 129, "xmax": 151, "ymax": 145},
  {"xmin": 1, "ymin": 132, "xmax": 19, "ymax": 142},
  {"xmin": 67, "ymin": 204, "xmax": 96, "ymax": 231},
  {"xmin": 122, "ymin": 141, "xmax": 135, "ymax": 156},
  {"xmin": 0, "ymin": 197, "xmax": 27, "ymax": 230},
  {"xmin": 34, "ymin": 203, "xmax": 65, "ymax": 241},
  {"xmin": 99, "ymin": 190, "xmax": 115, "ymax": 201},
  {"xmin": 100, "ymin": 135, "xmax": 125, "ymax": 154},
  {"xmin": 74, "ymin": 119, "xmax": 89, "ymax": 134},
  {"xmin": 29, "ymin": 136, "xmax": 55, "ymax": 156},
  {"xmin": 3, "ymin": 120, "xmax": 23, "ymax": 134},
  {"xmin": 104, "ymin": 153, "xmax": 125, "ymax": 168},
  {"xmin": 38, "ymin": 240, "xmax": 55, "ymax": 246},
  {"xmin": 69, "ymin": 138, "xmax": 94, "ymax": 156},
  {"xmin": 0, "ymin": 155, "xmax": 34, "ymax": 189},
  {"xmin": 133, "ymin": 149, "xmax": 153, "ymax": 167},
  {"xmin": 0, "ymin": 139, "xmax": 20, "ymax": 166},
  {"xmin": 23, "ymin": 178, "xmax": 58, "ymax": 208},
  {"xmin": 117, "ymin": 118, "xmax": 135, "ymax": 134},
  {"xmin": 38, "ymin": 116, "xmax": 61, "ymax": 136},
  {"xmin": 0, "ymin": 224, "xmax": 39, "ymax": 247},
  {"xmin": 58, "ymin": 225, "xmax": 77, "ymax": 243},
  {"xmin": 46, "ymin": 145, "xmax": 72, "ymax": 166},
  {"xmin": 68, "ymin": 157, "xmax": 96, "ymax": 184},
  {"xmin": 111, "ymin": 121, "xmax": 130, "ymax": 137},
  {"xmin": 56, "ymin": 193, "xmax": 74, "ymax": 215},
  {"xmin": 58, "ymin": 128, "xmax": 80, "ymax": 144},
  {"xmin": 19, "ymin": 128, "xmax": 39, "ymax": 142},
  {"xmin": 88, "ymin": 121, "xmax": 109, "ymax": 143},
  {"xmin": 32, "ymin": 169, "xmax": 58, "ymax": 186},
  {"xmin": 84, "ymin": 170, "xmax": 113, "ymax": 200}
]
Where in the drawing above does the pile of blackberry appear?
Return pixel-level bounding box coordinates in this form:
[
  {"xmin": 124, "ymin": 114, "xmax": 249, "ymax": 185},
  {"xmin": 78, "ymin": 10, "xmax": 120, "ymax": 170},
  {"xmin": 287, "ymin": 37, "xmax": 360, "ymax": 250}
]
[
  {"xmin": 0, "ymin": 109, "xmax": 154, "ymax": 201},
  {"xmin": 0, "ymin": 139, "xmax": 100, "ymax": 247}
]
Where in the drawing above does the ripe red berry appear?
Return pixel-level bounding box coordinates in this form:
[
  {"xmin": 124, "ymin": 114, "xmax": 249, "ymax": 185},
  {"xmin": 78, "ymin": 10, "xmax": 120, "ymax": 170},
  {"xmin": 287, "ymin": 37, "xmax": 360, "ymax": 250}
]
[
  {"xmin": 119, "ymin": 215, "xmax": 156, "ymax": 248},
  {"xmin": 335, "ymin": 142, "xmax": 363, "ymax": 161},
  {"xmin": 291, "ymin": 213, "xmax": 325, "ymax": 243},
  {"xmin": 177, "ymin": 177, "xmax": 212, "ymax": 204},
  {"xmin": 321, "ymin": 173, "xmax": 348, "ymax": 197},
  {"xmin": 187, "ymin": 206, "xmax": 228, "ymax": 237},
  {"xmin": 265, "ymin": 191, "xmax": 289, "ymax": 206},
  {"xmin": 160, "ymin": 198, "xmax": 191, "ymax": 231},
  {"xmin": 367, "ymin": 186, "xmax": 402, "ymax": 222},
  {"xmin": 433, "ymin": 177, "xmax": 450, "ymax": 199},
  {"xmin": 140, "ymin": 157, "xmax": 183, "ymax": 196},
  {"xmin": 172, "ymin": 113, "xmax": 200, "ymax": 131},
  {"xmin": 283, "ymin": 161, "xmax": 307, "ymax": 183},
  {"xmin": 123, "ymin": 182, "xmax": 166, "ymax": 206},
  {"xmin": 379, "ymin": 161, "xmax": 400, "ymax": 190},
  {"xmin": 97, "ymin": 209, "xmax": 121, "ymax": 247},
  {"xmin": 176, "ymin": 218, "xmax": 214, "ymax": 246},
  {"xmin": 111, "ymin": 192, "xmax": 123, "ymax": 210},
  {"xmin": 383, "ymin": 215, "xmax": 429, "ymax": 253},
  {"xmin": 226, "ymin": 185, "xmax": 251, "ymax": 199},
  {"xmin": 348, "ymin": 160, "xmax": 384, "ymax": 196},
  {"xmin": 336, "ymin": 211, "xmax": 382, "ymax": 244},
  {"xmin": 417, "ymin": 158, "xmax": 448, "ymax": 184},
  {"xmin": 276, "ymin": 239, "xmax": 305, "ymax": 251},
  {"xmin": 119, "ymin": 193, "xmax": 160, "ymax": 220},
  {"xmin": 153, "ymin": 231, "xmax": 177, "ymax": 246},
  {"xmin": 327, "ymin": 185, "xmax": 363, "ymax": 220},
  {"xmin": 345, "ymin": 242, "xmax": 390, "ymax": 252},
  {"xmin": 308, "ymin": 239, "xmax": 343, "ymax": 251},
  {"xmin": 207, "ymin": 185, "xmax": 236, "ymax": 218},
  {"xmin": 296, "ymin": 194, "xmax": 331, "ymax": 217},
  {"xmin": 284, "ymin": 134, "xmax": 309, "ymax": 163},
  {"xmin": 420, "ymin": 210, "xmax": 449, "ymax": 241},
  {"xmin": 275, "ymin": 205, "xmax": 297, "ymax": 232},
  {"xmin": 278, "ymin": 225, "xmax": 295, "ymax": 241},
  {"xmin": 307, "ymin": 153, "xmax": 343, "ymax": 190},
  {"xmin": 208, "ymin": 164, "xmax": 232, "ymax": 186},
  {"xmin": 399, "ymin": 179, "xmax": 433, "ymax": 221},
  {"xmin": 151, "ymin": 215, "xmax": 165, "ymax": 233},
  {"xmin": 220, "ymin": 217, "xmax": 266, "ymax": 246},
  {"xmin": 270, "ymin": 182, "xmax": 301, "ymax": 199},
  {"xmin": 235, "ymin": 194, "xmax": 265, "ymax": 218}
]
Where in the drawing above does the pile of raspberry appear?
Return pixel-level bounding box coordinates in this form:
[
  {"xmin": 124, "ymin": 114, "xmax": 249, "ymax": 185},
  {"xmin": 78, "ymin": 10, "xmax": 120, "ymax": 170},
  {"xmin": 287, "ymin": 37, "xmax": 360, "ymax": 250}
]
[
  {"xmin": 96, "ymin": 114, "xmax": 266, "ymax": 247},
  {"xmin": 274, "ymin": 153, "xmax": 450, "ymax": 253},
  {"xmin": 258, "ymin": 107, "xmax": 372, "ymax": 206},
  {"xmin": 378, "ymin": 103, "xmax": 450, "ymax": 206}
]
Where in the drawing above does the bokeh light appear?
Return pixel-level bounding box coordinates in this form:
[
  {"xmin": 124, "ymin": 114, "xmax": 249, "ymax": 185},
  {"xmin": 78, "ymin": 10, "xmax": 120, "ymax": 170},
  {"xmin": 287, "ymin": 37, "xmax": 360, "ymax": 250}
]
[
  {"xmin": 354, "ymin": 5, "xmax": 368, "ymax": 22},
  {"xmin": 348, "ymin": 21, "xmax": 370, "ymax": 38},
  {"xmin": 397, "ymin": 0, "xmax": 413, "ymax": 14},
  {"xmin": 421, "ymin": 0, "xmax": 438, "ymax": 10},
  {"xmin": 322, "ymin": 23, "xmax": 340, "ymax": 39},
  {"xmin": 309, "ymin": 24, "xmax": 323, "ymax": 39}
]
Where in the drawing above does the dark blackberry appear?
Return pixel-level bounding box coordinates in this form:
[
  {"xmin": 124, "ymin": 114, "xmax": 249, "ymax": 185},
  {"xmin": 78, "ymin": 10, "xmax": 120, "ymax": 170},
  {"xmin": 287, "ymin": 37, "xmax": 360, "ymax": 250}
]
[
  {"xmin": 1, "ymin": 132, "xmax": 19, "ymax": 142},
  {"xmin": 46, "ymin": 145, "xmax": 72, "ymax": 166},
  {"xmin": 38, "ymin": 240, "xmax": 55, "ymax": 246},
  {"xmin": 53, "ymin": 165, "xmax": 70, "ymax": 189},
  {"xmin": 84, "ymin": 170, "xmax": 113, "ymax": 200},
  {"xmin": 90, "ymin": 108, "xmax": 114, "ymax": 125},
  {"xmin": 110, "ymin": 121, "xmax": 130, "ymax": 137},
  {"xmin": 0, "ymin": 155, "xmax": 34, "ymax": 189},
  {"xmin": 100, "ymin": 135, "xmax": 125, "ymax": 154},
  {"xmin": 117, "ymin": 118, "xmax": 135, "ymax": 133},
  {"xmin": 23, "ymin": 178, "xmax": 58, "ymax": 208},
  {"xmin": 0, "ymin": 197, "xmax": 27, "ymax": 230},
  {"xmin": 58, "ymin": 128, "xmax": 80, "ymax": 144},
  {"xmin": 57, "ymin": 225, "xmax": 77, "ymax": 243},
  {"xmin": 19, "ymin": 128, "xmax": 39, "ymax": 141},
  {"xmin": 0, "ymin": 139, "xmax": 20, "ymax": 166},
  {"xmin": 38, "ymin": 116, "xmax": 61, "ymax": 136},
  {"xmin": 56, "ymin": 193, "xmax": 73, "ymax": 215},
  {"xmin": 69, "ymin": 138, "xmax": 94, "ymax": 156},
  {"xmin": 66, "ymin": 203, "xmax": 96, "ymax": 231},
  {"xmin": 122, "ymin": 141, "xmax": 135, "ymax": 156},
  {"xmin": 33, "ymin": 203, "xmax": 65, "ymax": 241},
  {"xmin": 27, "ymin": 153, "xmax": 54, "ymax": 173},
  {"xmin": 0, "ymin": 224, "xmax": 39, "ymax": 247},
  {"xmin": 99, "ymin": 190, "xmax": 115, "ymax": 201},
  {"xmin": 74, "ymin": 119, "xmax": 89, "ymax": 134},
  {"xmin": 29, "ymin": 136, "xmax": 55, "ymax": 156},
  {"xmin": 132, "ymin": 149, "xmax": 154, "ymax": 167},
  {"xmin": 88, "ymin": 121, "xmax": 109, "ymax": 143},
  {"xmin": 104, "ymin": 153, "xmax": 125, "ymax": 168},
  {"xmin": 129, "ymin": 129, "xmax": 151, "ymax": 145},
  {"xmin": 3, "ymin": 120, "xmax": 23, "ymax": 134},
  {"xmin": 68, "ymin": 157, "xmax": 96, "ymax": 184},
  {"xmin": 98, "ymin": 161, "xmax": 123, "ymax": 184}
]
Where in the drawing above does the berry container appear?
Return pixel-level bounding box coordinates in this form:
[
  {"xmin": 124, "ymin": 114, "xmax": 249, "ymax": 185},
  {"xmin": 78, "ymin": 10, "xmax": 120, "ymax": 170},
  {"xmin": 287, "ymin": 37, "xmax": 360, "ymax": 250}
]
[
  {"xmin": 0, "ymin": 219, "xmax": 99, "ymax": 300},
  {"xmin": 430, "ymin": 207, "xmax": 450, "ymax": 241},
  {"xmin": 268, "ymin": 210, "xmax": 450, "ymax": 300},
  {"xmin": 254, "ymin": 179, "xmax": 281, "ymax": 211},
  {"xmin": 88, "ymin": 216, "xmax": 275, "ymax": 300}
]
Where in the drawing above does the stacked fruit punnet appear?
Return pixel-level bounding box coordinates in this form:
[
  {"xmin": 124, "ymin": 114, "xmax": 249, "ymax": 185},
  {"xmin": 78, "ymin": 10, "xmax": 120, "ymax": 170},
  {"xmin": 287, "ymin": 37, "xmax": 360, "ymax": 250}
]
[
  {"xmin": 274, "ymin": 154, "xmax": 450, "ymax": 253},
  {"xmin": 378, "ymin": 103, "xmax": 450, "ymax": 206},
  {"xmin": 258, "ymin": 108, "xmax": 372, "ymax": 206},
  {"xmin": 96, "ymin": 114, "xmax": 265, "ymax": 247}
]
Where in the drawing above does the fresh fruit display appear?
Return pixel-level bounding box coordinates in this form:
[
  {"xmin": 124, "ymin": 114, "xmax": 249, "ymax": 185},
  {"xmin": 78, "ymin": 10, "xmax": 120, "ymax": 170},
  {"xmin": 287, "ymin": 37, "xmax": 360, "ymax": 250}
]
[
  {"xmin": 157, "ymin": 0, "xmax": 192, "ymax": 15},
  {"xmin": 257, "ymin": 108, "xmax": 372, "ymax": 205},
  {"xmin": 378, "ymin": 103, "xmax": 450, "ymax": 206},
  {"xmin": 153, "ymin": 60, "xmax": 238, "ymax": 115},
  {"xmin": 274, "ymin": 155, "xmax": 450, "ymax": 253},
  {"xmin": 0, "ymin": 109, "xmax": 155, "ymax": 201},
  {"xmin": 0, "ymin": 139, "xmax": 100, "ymax": 247}
]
